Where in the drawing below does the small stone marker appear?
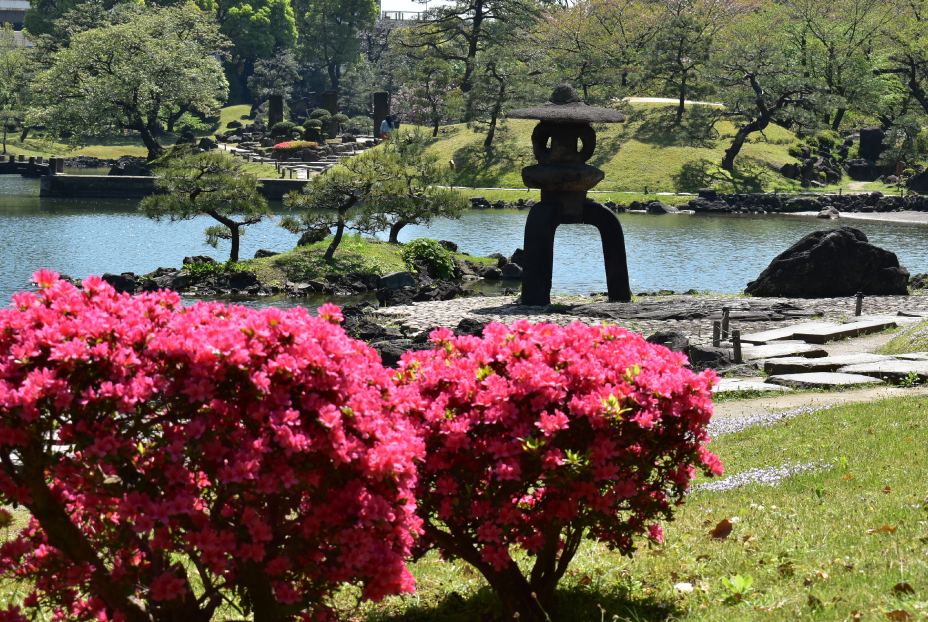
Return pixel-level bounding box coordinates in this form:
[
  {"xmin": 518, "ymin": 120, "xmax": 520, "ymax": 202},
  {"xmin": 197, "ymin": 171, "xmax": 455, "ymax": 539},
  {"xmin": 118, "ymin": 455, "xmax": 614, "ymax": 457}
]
[
  {"xmin": 712, "ymin": 378, "xmax": 793, "ymax": 394},
  {"xmin": 741, "ymin": 341, "xmax": 829, "ymax": 360},
  {"xmin": 732, "ymin": 329, "xmax": 742, "ymax": 363},
  {"xmin": 763, "ymin": 353, "xmax": 894, "ymax": 375},
  {"xmin": 855, "ymin": 292, "xmax": 864, "ymax": 316},
  {"xmin": 837, "ymin": 360, "xmax": 928, "ymax": 383},
  {"xmin": 765, "ymin": 372, "xmax": 885, "ymax": 389},
  {"xmin": 740, "ymin": 321, "xmax": 837, "ymax": 345},
  {"xmin": 712, "ymin": 320, "xmax": 721, "ymax": 347},
  {"xmin": 721, "ymin": 306, "xmax": 731, "ymax": 339},
  {"xmin": 790, "ymin": 318, "xmax": 897, "ymax": 344}
]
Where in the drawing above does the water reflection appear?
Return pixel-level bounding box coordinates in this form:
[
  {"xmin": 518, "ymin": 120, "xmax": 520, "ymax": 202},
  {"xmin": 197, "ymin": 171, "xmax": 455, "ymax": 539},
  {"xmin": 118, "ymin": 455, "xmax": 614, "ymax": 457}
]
[{"xmin": 2, "ymin": 174, "xmax": 927, "ymax": 304}]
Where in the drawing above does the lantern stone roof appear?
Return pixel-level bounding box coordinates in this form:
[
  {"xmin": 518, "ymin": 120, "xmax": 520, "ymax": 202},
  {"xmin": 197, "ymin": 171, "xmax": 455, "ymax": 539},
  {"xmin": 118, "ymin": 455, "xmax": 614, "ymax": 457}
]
[{"xmin": 508, "ymin": 84, "xmax": 626, "ymax": 124}]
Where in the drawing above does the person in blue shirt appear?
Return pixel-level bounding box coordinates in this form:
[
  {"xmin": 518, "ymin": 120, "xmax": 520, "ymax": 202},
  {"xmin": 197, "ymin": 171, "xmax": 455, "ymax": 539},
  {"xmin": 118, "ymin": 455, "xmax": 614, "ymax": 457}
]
[{"xmin": 380, "ymin": 116, "xmax": 393, "ymax": 139}]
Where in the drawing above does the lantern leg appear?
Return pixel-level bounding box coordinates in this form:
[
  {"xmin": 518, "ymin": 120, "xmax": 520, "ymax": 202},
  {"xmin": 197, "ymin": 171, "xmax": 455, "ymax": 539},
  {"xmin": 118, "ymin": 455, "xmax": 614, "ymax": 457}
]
[
  {"xmin": 583, "ymin": 200, "xmax": 632, "ymax": 302},
  {"xmin": 520, "ymin": 201, "xmax": 562, "ymax": 306}
]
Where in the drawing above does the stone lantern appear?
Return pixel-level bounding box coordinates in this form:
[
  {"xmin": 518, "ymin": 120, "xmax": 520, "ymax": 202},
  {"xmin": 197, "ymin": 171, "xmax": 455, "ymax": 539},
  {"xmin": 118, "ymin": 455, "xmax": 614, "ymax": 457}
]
[{"xmin": 509, "ymin": 84, "xmax": 631, "ymax": 305}]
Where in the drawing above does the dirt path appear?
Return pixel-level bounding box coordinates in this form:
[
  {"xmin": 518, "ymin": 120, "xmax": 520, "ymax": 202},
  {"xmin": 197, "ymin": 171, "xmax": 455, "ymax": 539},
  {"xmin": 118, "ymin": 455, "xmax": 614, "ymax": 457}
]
[
  {"xmin": 714, "ymin": 385, "xmax": 928, "ymax": 419},
  {"xmin": 847, "ymin": 181, "xmax": 869, "ymax": 191}
]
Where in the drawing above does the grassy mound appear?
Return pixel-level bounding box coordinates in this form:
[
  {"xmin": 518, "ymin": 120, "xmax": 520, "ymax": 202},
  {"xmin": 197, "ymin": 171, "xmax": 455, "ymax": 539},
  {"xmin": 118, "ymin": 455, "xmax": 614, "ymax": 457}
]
[
  {"xmin": 243, "ymin": 234, "xmax": 496, "ymax": 286},
  {"xmin": 878, "ymin": 319, "xmax": 928, "ymax": 355},
  {"xmin": 345, "ymin": 396, "xmax": 928, "ymax": 621},
  {"xmin": 427, "ymin": 103, "xmax": 804, "ymax": 194}
]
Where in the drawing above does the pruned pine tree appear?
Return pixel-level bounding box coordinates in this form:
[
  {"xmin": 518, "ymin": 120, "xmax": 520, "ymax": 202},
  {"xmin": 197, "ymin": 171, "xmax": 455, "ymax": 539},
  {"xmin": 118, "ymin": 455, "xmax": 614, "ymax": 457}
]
[
  {"xmin": 140, "ymin": 150, "xmax": 270, "ymax": 263},
  {"xmin": 282, "ymin": 130, "xmax": 467, "ymax": 260}
]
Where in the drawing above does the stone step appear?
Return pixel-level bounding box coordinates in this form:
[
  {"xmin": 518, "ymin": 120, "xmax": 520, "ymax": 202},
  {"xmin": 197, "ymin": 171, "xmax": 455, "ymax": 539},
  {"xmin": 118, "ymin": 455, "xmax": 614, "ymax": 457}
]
[
  {"xmin": 763, "ymin": 353, "xmax": 895, "ymax": 375},
  {"xmin": 765, "ymin": 372, "xmax": 885, "ymax": 390},
  {"xmin": 741, "ymin": 341, "xmax": 829, "ymax": 360},
  {"xmin": 740, "ymin": 321, "xmax": 837, "ymax": 345},
  {"xmin": 837, "ymin": 360, "xmax": 928, "ymax": 383},
  {"xmin": 713, "ymin": 378, "xmax": 793, "ymax": 394},
  {"xmin": 897, "ymin": 352, "xmax": 928, "ymax": 360},
  {"xmin": 790, "ymin": 319, "xmax": 897, "ymax": 344}
]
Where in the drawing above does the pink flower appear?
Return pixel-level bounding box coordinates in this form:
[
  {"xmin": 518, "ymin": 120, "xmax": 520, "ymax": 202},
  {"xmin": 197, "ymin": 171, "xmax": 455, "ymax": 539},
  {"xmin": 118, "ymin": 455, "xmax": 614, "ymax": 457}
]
[
  {"xmin": 149, "ymin": 573, "xmax": 187, "ymax": 602},
  {"xmin": 648, "ymin": 524, "xmax": 664, "ymax": 545}
]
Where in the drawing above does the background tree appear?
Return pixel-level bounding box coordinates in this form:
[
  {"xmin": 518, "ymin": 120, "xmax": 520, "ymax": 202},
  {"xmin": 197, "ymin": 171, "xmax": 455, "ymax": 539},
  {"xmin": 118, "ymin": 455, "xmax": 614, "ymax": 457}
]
[
  {"xmin": 28, "ymin": 4, "xmax": 229, "ymax": 160},
  {"xmin": 140, "ymin": 150, "xmax": 270, "ymax": 262},
  {"xmin": 877, "ymin": 0, "xmax": 928, "ymax": 117},
  {"xmin": 247, "ymin": 48, "xmax": 301, "ymax": 99},
  {"xmin": 402, "ymin": 0, "xmax": 547, "ymax": 107},
  {"xmin": 712, "ymin": 6, "xmax": 820, "ymax": 170},
  {"xmin": 782, "ymin": 0, "xmax": 898, "ymax": 129},
  {"xmin": 0, "ymin": 24, "xmax": 27, "ymax": 152},
  {"xmin": 295, "ymin": 0, "xmax": 378, "ymax": 90},
  {"xmin": 282, "ymin": 130, "xmax": 467, "ymax": 259},
  {"xmin": 645, "ymin": 0, "xmax": 755, "ymax": 123},
  {"xmin": 397, "ymin": 55, "xmax": 462, "ymax": 136}
]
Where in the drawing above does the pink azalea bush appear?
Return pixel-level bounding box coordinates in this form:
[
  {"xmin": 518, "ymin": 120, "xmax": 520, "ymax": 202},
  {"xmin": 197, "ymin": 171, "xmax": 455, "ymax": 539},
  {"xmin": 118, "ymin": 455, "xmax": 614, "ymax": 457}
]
[
  {"xmin": 395, "ymin": 321, "xmax": 721, "ymax": 621},
  {"xmin": 0, "ymin": 271, "xmax": 422, "ymax": 622},
  {"xmin": 272, "ymin": 140, "xmax": 319, "ymax": 154}
]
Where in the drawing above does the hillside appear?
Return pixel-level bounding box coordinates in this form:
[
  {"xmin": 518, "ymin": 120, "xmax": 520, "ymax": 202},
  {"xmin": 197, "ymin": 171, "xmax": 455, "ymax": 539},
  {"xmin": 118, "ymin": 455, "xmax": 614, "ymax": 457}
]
[{"xmin": 426, "ymin": 103, "xmax": 805, "ymax": 194}]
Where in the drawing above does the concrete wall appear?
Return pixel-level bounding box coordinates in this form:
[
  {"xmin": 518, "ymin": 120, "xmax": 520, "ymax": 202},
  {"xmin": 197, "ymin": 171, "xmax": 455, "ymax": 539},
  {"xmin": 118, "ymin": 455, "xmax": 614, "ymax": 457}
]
[{"xmin": 39, "ymin": 175, "xmax": 308, "ymax": 200}]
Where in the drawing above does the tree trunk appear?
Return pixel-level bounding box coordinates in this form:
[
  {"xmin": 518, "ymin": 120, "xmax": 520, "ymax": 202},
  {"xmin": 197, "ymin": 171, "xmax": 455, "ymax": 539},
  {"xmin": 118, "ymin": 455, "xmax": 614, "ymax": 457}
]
[
  {"xmin": 831, "ymin": 108, "xmax": 846, "ymax": 131},
  {"xmin": 676, "ymin": 73, "xmax": 687, "ymax": 123},
  {"xmin": 388, "ymin": 220, "xmax": 407, "ymax": 243},
  {"xmin": 166, "ymin": 105, "xmax": 189, "ymax": 133},
  {"xmin": 137, "ymin": 121, "xmax": 164, "ymax": 160},
  {"xmin": 327, "ymin": 62, "xmax": 341, "ymax": 91},
  {"xmin": 324, "ymin": 219, "xmax": 345, "ymax": 261},
  {"xmin": 19, "ymin": 126, "xmax": 29, "ymax": 141},
  {"xmin": 722, "ymin": 122, "xmax": 756, "ymax": 171},
  {"xmin": 240, "ymin": 561, "xmax": 282, "ymax": 622},
  {"xmin": 483, "ymin": 79, "xmax": 506, "ymax": 148},
  {"xmin": 229, "ymin": 225, "xmax": 240, "ymax": 263}
]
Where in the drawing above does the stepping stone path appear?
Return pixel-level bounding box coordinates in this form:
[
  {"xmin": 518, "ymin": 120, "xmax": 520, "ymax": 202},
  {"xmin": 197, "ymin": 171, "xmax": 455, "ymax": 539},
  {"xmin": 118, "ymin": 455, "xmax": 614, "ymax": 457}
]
[
  {"xmin": 837, "ymin": 360, "xmax": 928, "ymax": 383},
  {"xmin": 788, "ymin": 318, "xmax": 898, "ymax": 344},
  {"xmin": 765, "ymin": 372, "xmax": 885, "ymax": 390},
  {"xmin": 222, "ymin": 137, "xmax": 379, "ymax": 180},
  {"xmin": 740, "ymin": 322, "xmax": 836, "ymax": 345},
  {"xmin": 763, "ymin": 353, "xmax": 893, "ymax": 374},
  {"xmin": 741, "ymin": 341, "xmax": 828, "ymax": 360},
  {"xmin": 713, "ymin": 379, "xmax": 793, "ymax": 394}
]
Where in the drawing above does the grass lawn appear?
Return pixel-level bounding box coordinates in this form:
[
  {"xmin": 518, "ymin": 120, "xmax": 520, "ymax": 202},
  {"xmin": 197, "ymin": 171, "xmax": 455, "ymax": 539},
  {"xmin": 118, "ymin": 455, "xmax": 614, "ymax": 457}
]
[
  {"xmin": 243, "ymin": 234, "xmax": 497, "ymax": 285},
  {"xmin": 339, "ymin": 395, "xmax": 928, "ymax": 621},
  {"xmin": 428, "ymin": 103, "xmax": 805, "ymax": 194},
  {"xmin": 879, "ymin": 320, "xmax": 928, "ymax": 355}
]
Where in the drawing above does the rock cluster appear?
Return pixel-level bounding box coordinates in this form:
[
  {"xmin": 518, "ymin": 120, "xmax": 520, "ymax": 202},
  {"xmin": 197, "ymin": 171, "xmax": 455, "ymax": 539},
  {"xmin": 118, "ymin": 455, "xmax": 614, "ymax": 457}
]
[{"xmin": 687, "ymin": 191, "xmax": 928, "ymax": 214}]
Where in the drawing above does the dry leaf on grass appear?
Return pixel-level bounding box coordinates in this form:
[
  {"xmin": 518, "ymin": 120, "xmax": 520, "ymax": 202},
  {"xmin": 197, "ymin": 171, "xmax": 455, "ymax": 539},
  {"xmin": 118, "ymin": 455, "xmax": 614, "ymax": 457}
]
[
  {"xmin": 886, "ymin": 610, "xmax": 912, "ymax": 621},
  {"xmin": 892, "ymin": 582, "xmax": 915, "ymax": 596},
  {"xmin": 709, "ymin": 519, "xmax": 733, "ymax": 540}
]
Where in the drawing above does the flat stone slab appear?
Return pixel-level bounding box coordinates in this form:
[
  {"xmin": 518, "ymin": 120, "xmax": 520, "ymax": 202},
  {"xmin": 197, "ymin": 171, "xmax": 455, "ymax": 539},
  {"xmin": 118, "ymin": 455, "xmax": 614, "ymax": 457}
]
[
  {"xmin": 741, "ymin": 342, "xmax": 829, "ymax": 360},
  {"xmin": 713, "ymin": 379, "xmax": 793, "ymax": 394},
  {"xmin": 898, "ymin": 310, "xmax": 928, "ymax": 318},
  {"xmin": 837, "ymin": 360, "xmax": 928, "ymax": 383},
  {"xmin": 763, "ymin": 353, "xmax": 894, "ymax": 375},
  {"xmin": 740, "ymin": 321, "xmax": 837, "ymax": 345},
  {"xmin": 766, "ymin": 372, "xmax": 885, "ymax": 389},
  {"xmin": 896, "ymin": 352, "xmax": 928, "ymax": 360},
  {"xmin": 790, "ymin": 319, "xmax": 897, "ymax": 344},
  {"xmin": 854, "ymin": 314, "xmax": 924, "ymax": 326}
]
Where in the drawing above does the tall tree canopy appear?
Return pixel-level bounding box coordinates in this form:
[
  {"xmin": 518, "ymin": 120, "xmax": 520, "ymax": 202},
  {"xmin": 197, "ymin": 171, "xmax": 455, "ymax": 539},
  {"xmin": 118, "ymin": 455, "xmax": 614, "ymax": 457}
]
[
  {"xmin": 295, "ymin": 0, "xmax": 378, "ymax": 90},
  {"xmin": 27, "ymin": 4, "xmax": 229, "ymax": 160}
]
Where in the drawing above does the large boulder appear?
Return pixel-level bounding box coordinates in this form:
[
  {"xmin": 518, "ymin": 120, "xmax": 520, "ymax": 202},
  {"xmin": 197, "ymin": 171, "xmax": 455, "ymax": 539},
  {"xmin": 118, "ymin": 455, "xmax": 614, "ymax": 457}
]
[
  {"xmin": 908, "ymin": 168, "xmax": 928, "ymax": 194},
  {"xmin": 858, "ymin": 127, "xmax": 885, "ymax": 161},
  {"xmin": 745, "ymin": 226, "xmax": 909, "ymax": 297}
]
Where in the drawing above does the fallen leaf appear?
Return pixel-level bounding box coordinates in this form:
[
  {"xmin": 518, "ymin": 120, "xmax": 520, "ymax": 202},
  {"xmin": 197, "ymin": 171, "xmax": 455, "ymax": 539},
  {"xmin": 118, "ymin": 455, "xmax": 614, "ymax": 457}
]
[
  {"xmin": 850, "ymin": 611, "xmax": 861, "ymax": 622},
  {"xmin": 803, "ymin": 577, "xmax": 813, "ymax": 586},
  {"xmin": 577, "ymin": 575, "xmax": 592, "ymax": 586},
  {"xmin": 884, "ymin": 486, "xmax": 892, "ymax": 494},
  {"xmin": 881, "ymin": 525, "xmax": 897, "ymax": 533},
  {"xmin": 816, "ymin": 570, "xmax": 829, "ymax": 579},
  {"xmin": 695, "ymin": 554, "xmax": 710, "ymax": 562},
  {"xmin": 807, "ymin": 594, "xmax": 823, "ymax": 610},
  {"xmin": 674, "ymin": 582, "xmax": 694, "ymax": 593},
  {"xmin": 892, "ymin": 582, "xmax": 915, "ymax": 596},
  {"xmin": 778, "ymin": 562, "xmax": 794, "ymax": 577},
  {"xmin": 905, "ymin": 437, "xmax": 914, "ymax": 442},
  {"xmin": 886, "ymin": 610, "xmax": 912, "ymax": 621},
  {"xmin": 869, "ymin": 428, "xmax": 874, "ymax": 434},
  {"xmin": 709, "ymin": 519, "xmax": 733, "ymax": 540},
  {"xmin": 843, "ymin": 474, "xmax": 855, "ymax": 481}
]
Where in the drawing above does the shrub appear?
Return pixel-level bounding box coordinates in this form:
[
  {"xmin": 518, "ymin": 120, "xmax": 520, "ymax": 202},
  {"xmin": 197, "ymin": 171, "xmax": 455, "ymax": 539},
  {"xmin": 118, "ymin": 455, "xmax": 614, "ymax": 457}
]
[
  {"xmin": 309, "ymin": 108, "xmax": 332, "ymax": 120},
  {"xmin": 816, "ymin": 129, "xmax": 839, "ymax": 150},
  {"xmin": 788, "ymin": 144, "xmax": 804, "ymax": 159},
  {"xmin": 347, "ymin": 116, "xmax": 370, "ymax": 134},
  {"xmin": 805, "ymin": 135, "xmax": 820, "ymax": 149},
  {"xmin": 332, "ymin": 114, "xmax": 349, "ymax": 127},
  {"xmin": 396, "ymin": 321, "xmax": 720, "ymax": 621},
  {"xmin": 902, "ymin": 168, "xmax": 915, "ymax": 177},
  {"xmin": 0, "ymin": 272, "xmax": 422, "ymax": 622},
  {"xmin": 303, "ymin": 119, "xmax": 323, "ymax": 131},
  {"xmin": 272, "ymin": 140, "xmax": 319, "ymax": 155},
  {"xmin": 401, "ymin": 237, "xmax": 456, "ymax": 279},
  {"xmin": 270, "ymin": 121, "xmax": 297, "ymax": 137}
]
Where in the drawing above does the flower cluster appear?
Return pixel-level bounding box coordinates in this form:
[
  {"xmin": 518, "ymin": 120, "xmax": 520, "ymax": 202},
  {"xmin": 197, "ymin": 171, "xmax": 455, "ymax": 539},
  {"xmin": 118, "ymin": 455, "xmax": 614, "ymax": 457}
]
[
  {"xmin": 0, "ymin": 273, "xmax": 721, "ymax": 622},
  {"xmin": 272, "ymin": 141, "xmax": 320, "ymax": 153},
  {"xmin": 0, "ymin": 272, "xmax": 422, "ymax": 622},
  {"xmin": 394, "ymin": 321, "xmax": 719, "ymax": 618}
]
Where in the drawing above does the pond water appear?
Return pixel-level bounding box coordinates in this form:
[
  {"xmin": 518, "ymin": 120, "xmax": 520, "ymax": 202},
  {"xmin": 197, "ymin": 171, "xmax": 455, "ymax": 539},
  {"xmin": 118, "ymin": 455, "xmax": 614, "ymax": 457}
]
[{"xmin": 2, "ymin": 174, "xmax": 928, "ymax": 304}]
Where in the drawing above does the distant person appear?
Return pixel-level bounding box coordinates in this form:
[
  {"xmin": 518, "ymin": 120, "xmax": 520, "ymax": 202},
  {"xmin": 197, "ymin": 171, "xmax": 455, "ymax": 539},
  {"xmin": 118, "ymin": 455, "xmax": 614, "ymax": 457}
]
[
  {"xmin": 391, "ymin": 114, "xmax": 400, "ymax": 131},
  {"xmin": 380, "ymin": 116, "xmax": 393, "ymax": 139}
]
